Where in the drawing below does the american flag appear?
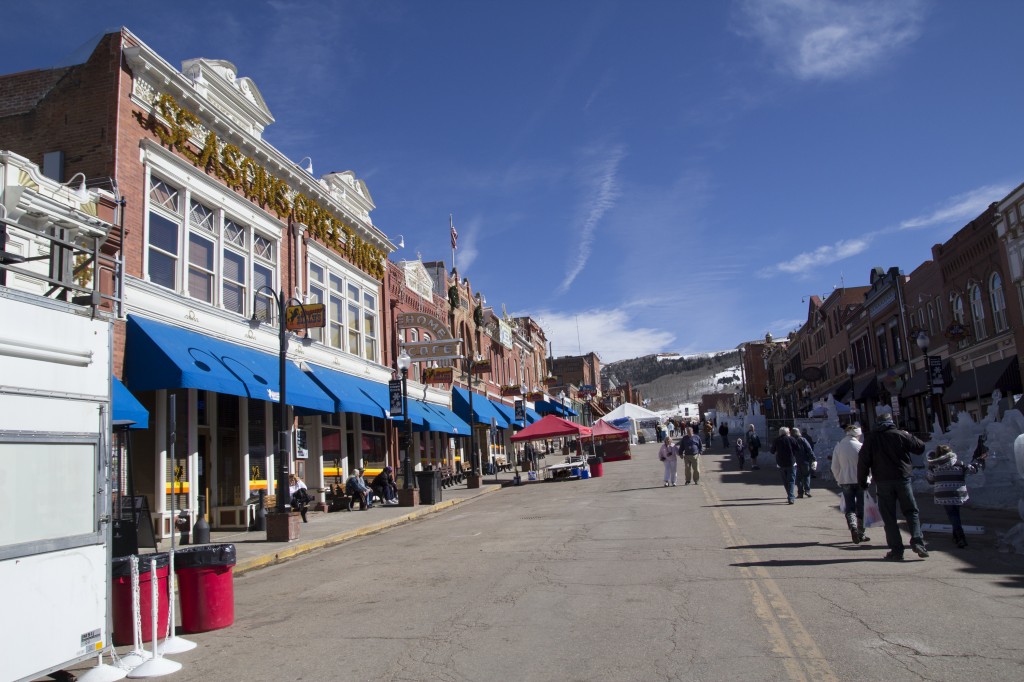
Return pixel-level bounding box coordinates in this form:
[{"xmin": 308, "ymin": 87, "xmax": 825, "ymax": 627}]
[{"xmin": 450, "ymin": 215, "xmax": 458, "ymax": 251}]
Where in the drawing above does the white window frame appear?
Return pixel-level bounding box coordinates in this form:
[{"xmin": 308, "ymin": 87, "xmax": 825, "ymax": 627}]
[
  {"xmin": 307, "ymin": 245, "xmax": 381, "ymax": 363},
  {"xmin": 969, "ymin": 283, "xmax": 986, "ymax": 340},
  {"xmin": 142, "ymin": 152, "xmax": 282, "ymax": 318},
  {"xmin": 990, "ymin": 272, "xmax": 1008, "ymax": 333}
]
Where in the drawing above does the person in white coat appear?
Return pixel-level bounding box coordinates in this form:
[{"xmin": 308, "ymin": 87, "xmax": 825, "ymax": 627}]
[
  {"xmin": 659, "ymin": 437, "xmax": 679, "ymax": 487},
  {"xmin": 831, "ymin": 424, "xmax": 869, "ymax": 544}
]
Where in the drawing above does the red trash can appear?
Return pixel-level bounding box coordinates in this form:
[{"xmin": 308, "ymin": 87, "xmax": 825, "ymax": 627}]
[
  {"xmin": 174, "ymin": 544, "xmax": 236, "ymax": 633},
  {"xmin": 589, "ymin": 457, "xmax": 604, "ymax": 477},
  {"xmin": 111, "ymin": 553, "xmax": 170, "ymax": 646}
]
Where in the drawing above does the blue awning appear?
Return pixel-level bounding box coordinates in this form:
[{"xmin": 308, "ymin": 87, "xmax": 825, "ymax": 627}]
[
  {"xmin": 125, "ymin": 315, "xmax": 335, "ymax": 413},
  {"xmin": 305, "ymin": 364, "xmax": 386, "ymax": 418},
  {"xmin": 535, "ymin": 399, "xmax": 579, "ymax": 418},
  {"xmin": 490, "ymin": 399, "xmax": 520, "ymax": 428},
  {"xmin": 112, "ymin": 377, "xmax": 149, "ymax": 429},
  {"xmin": 525, "ymin": 407, "xmax": 542, "ymax": 424},
  {"xmin": 453, "ymin": 386, "xmax": 506, "ymax": 426},
  {"xmin": 422, "ymin": 402, "xmax": 472, "ymax": 435}
]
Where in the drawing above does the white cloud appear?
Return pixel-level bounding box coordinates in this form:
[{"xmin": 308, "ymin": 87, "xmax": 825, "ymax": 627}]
[
  {"xmin": 762, "ymin": 237, "xmax": 873, "ymax": 276},
  {"xmin": 899, "ymin": 184, "xmax": 1012, "ymax": 230},
  {"xmin": 734, "ymin": 0, "xmax": 927, "ymax": 81},
  {"xmin": 529, "ymin": 307, "xmax": 675, "ymax": 364},
  {"xmin": 559, "ymin": 145, "xmax": 625, "ymax": 294}
]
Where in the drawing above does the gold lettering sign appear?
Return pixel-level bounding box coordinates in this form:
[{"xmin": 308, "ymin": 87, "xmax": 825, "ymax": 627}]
[{"xmin": 135, "ymin": 93, "xmax": 386, "ymax": 280}]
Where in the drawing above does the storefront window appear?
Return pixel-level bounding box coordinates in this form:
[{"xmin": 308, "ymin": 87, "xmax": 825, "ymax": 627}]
[
  {"xmin": 360, "ymin": 414, "xmax": 386, "ymax": 469},
  {"xmin": 991, "ymin": 272, "xmax": 1008, "ymax": 332},
  {"xmin": 248, "ymin": 400, "xmax": 267, "ymax": 491}
]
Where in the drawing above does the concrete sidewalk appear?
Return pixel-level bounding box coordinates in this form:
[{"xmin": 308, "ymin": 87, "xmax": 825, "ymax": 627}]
[{"xmin": 179, "ymin": 470, "xmax": 530, "ymax": 576}]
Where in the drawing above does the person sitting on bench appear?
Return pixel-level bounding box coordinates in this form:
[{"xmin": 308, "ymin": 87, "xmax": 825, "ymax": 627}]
[
  {"xmin": 345, "ymin": 469, "xmax": 374, "ymax": 510},
  {"xmin": 372, "ymin": 466, "xmax": 399, "ymax": 505},
  {"xmin": 288, "ymin": 474, "xmax": 311, "ymax": 522}
]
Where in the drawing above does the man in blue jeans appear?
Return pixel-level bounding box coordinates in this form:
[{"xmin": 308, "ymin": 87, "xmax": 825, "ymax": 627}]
[
  {"xmin": 770, "ymin": 426, "xmax": 800, "ymax": 504},
  {"xmin": 858, "ymin": 405, "xmax": 928, "ymax": 561}
]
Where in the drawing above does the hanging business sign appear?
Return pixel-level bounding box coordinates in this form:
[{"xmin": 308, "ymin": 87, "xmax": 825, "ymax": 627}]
[
  {"xmin": 527, "ymin": 391, "xmax": 545, "ymax": 402},
  {"xmin": 801, "ymin": 366, "xmax": 823, "ymax": 382},
  {"xmin": 471, "ymin": 359, "xmax": 492, "ymax": 375},
  {"xmin": 500, "ymin": 385, "xmax": 522, "ymax": 397},
  {"xmin": 285, "ymin": 303, "xmax": 326, "ymax": 331},
  {"xmin": 944, "ymin": 322, "xmax": 969, "ymax": 342},
  {"xmin": 515, "ymin": 400, "xmax": 525, "ymax": 423},
  {"xmin": 422, "ymin": 367, "xmax": 454, "ymax": 385}
]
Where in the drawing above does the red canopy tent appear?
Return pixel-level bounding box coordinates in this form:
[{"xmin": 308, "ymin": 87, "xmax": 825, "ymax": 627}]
[
  {"xmin": 511, "ymin": 414, "xmax": 592, "ymax": 441},
  {"xmin": 588, "ymin": 419, "xmax": 631, "ymax": 461},
  {"xmin": 590, "ymin": 420, "xmax": 629, "ymax": 440}
]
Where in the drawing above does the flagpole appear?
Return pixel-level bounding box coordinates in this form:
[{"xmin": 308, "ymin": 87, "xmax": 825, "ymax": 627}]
[{"xmin": 450, "ymin": 213, "xmax": 456, "ymax": 271}]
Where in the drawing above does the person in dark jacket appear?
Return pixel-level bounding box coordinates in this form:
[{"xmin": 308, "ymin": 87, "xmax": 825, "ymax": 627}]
[
  {"xmin": 858, "ymin": 405, "xmax": 928, "ymax": 561},
  {"xmin": 718, "ymin": 422, "xmax": 730, "ymax": 448},
  {"xmin": 791, "ymin": 427, "xmax": 815, "ymax": 498},
  {"xmin": 770, "ymin": 426, "xmax": 800, "ymax": 504}
]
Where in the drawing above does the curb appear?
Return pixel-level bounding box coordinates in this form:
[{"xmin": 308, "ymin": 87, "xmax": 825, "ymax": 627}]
[{"xmin": 234, "ymin": 485, "xmax": 501, "ymax": 576}]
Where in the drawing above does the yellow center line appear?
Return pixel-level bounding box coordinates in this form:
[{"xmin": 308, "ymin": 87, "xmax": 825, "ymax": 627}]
[{"xmin": 703, "ymin": 482, "xmax": 838, "ymax": 682}]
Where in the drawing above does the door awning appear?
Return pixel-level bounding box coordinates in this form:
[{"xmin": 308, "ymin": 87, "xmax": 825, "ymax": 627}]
[
  {"xmin": 535, "ymin": 399, "xmax": 577, "ymax": 417},
  {"xmin": 854, "ymin": 376, "xmax": 878, "ymax": 400},
  {"xmin": 421, "ymin": 402, "xmax": 472, "ymax": 435},
  {"xmin": 525, "ymin": 407, "xmax": 543, "ymax": 424},
  {"xmin": 305, "ymin": 364, "xmax": 387, "ymax": 418},
  {"xmin": 112, "ymin": 376, "xmax": 149, "ymax": 429},
  {"xmin": 490, "ymin": 399, "xmax": 519, "ymax": 429},
  {"xmin": 124, "ymin": 315, "xmax": 335, "ymax": 413},
  {"xmin": 943, "ymin": 356, "xmax": 1021, "ymax": 404},
  {"xmin": 453, "ymin": 386, "xmax": 507, "ymax": 426}
]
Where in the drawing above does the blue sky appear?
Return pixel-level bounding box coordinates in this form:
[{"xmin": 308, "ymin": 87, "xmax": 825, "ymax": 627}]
[{"xmin": 6, "ymin": 1, "xmax": 1024, "ymax": 362}]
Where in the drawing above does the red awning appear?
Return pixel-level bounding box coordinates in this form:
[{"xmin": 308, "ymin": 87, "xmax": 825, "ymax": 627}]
[{"xmin": 590, "ymin": 420, "xmax": 629, "ymax": 440}]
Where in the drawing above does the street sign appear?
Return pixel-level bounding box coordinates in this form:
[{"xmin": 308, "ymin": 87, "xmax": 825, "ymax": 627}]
[
  {"xmin": 928, "ymin": 355, "xmax": 945, "ymax": 393},
  {"xmin": 388, "ymin": 379, "xmax": 403, "ymax": 416},
  {"xmin": 285, "ymin": 303, "xmax": 326, "ymax": 331}
]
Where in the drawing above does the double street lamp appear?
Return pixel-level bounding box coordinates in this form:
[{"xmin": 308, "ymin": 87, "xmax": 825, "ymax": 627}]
[{"xmin": 251, "ymin": 286, "xmax": 312, "ymax": 515}]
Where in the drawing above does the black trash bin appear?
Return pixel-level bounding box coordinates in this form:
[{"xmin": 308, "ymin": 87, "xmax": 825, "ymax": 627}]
[
  {"xmin": 174, "ymin": 544, "xmax": 237, "ymax": 633},
  {"xmin": 416, "ymin": 470, "xmax": 442, "ymax": 505}
]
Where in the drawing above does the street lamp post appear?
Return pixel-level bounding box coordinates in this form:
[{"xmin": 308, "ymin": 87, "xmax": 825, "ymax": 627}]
[
  {"xmin": 916, "ymin": 333, "xmax": 944, "ymax": 433},
  {"xmin": 847, "ymin": 362, "xmax": 857, "ymax": 422},
  {"xmin": 252, "ymin": 287, "xmax": 313, "ymax": 541},
  {"xmin": 396, "ymin": 350, "xmax": 415, "ymax": 498}
]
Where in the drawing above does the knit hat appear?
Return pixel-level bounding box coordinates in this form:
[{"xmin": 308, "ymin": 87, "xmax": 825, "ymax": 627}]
[{"xmin": 875, "ymin": 405, "xmax": 893, "ymax": 418}]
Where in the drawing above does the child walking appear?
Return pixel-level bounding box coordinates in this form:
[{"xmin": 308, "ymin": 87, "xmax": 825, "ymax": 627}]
[
  {"xmin": 927, "ymin": 444, "xmax": 986, "ymax": 548},
  {"xmin": 734, "ymin": 438, "xmax": 746, "ymax": 470}
]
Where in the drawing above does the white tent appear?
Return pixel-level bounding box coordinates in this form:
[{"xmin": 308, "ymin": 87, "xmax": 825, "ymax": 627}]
[{"xmin": 599, "ymin": 403, "xmax": 662, "ymax": 444}]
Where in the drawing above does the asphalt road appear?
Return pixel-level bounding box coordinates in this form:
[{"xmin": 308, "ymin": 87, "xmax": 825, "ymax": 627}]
[{"xmin": 122, "ymin": 444, "xmax": 1024, "ymax": 682}]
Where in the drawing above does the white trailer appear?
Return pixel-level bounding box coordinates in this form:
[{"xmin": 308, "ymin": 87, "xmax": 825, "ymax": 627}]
[
  {"xmin": 1, "ymin": 150, "xmax": 119, "ymax": 681},
  {"xmin": 0, "ymin": 288, "xmax": 114, "ymax": 681}
]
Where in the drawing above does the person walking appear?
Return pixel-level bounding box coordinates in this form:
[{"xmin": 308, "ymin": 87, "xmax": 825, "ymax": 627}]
[
  {"xmin": 832, "ymin": 424, "xmax": 869, "ymax": 543},
  {"xmin": 703, "ymin": 420, "xmax": 714, "ymax": 449},
  {"xmin": 791, "ymin": 427, "xmax": 815, "ymax": 498},
  {"xmin": 658, "ymin": 436, "xmax": 679, "ymax": 486},
  {"xmin": 746, "ymin": 424, "xmax": 761, "ymax": 469},
  {"xmin": 679, "ymin": 426, "xmax": 704, "ymax": 485},
  {"xmin": 718, "ymin": 421, "xmax": 730, "ymax": 449},
  {"xmin": 771, "ymin": 426, "xmax": 800, "ymax": 504},
  {"xmin": 927, "ymin": 444, "xmax": 986, "ymax": 548},
  {"xmin": 734, "ymin": 437, "xmax": 746, "ymax": 470},
  {"xmin": 858, "ymin": 405, "xmax": 928, "ymax": 561}
]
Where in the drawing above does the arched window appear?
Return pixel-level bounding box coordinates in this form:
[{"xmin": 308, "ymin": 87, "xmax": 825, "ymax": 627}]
[
  {"xmin": 991, "ymin": 272, "xmax": 1008, "ymax": 332},
  {"xmin": 969, "ymin": 284, "xmax": 986, "ymax": 340},
  {"xmin": 951, "ymin": 293, "xmax": 965, "ymax": 324}
]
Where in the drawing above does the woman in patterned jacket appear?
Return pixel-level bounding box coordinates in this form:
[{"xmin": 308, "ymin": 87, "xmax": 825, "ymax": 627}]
[{"xmin": 927, "ymin": 444, "xmax": 986, "ymax": 548}]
